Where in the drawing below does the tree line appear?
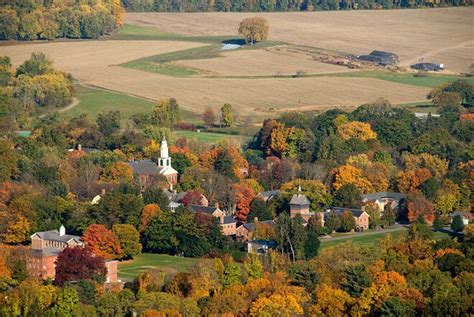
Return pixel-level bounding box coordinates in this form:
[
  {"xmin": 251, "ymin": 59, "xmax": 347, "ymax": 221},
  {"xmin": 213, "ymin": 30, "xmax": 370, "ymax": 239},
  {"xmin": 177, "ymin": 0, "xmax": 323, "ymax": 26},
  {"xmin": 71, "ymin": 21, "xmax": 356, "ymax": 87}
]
[
  {"xmin": 0, "ymin": 0, "xmax": 124, "ymax": 40},
  {"xmin": 121, "ymin": 0, "xmax": 471, "ymax": 12}
]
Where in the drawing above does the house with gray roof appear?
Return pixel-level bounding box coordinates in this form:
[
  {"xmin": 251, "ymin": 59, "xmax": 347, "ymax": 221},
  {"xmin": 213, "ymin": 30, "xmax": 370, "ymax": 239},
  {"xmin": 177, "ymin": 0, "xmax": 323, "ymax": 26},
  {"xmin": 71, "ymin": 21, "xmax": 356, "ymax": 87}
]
[
  {"xmin": 324, "ymin": 207, "xmax": 370, "ymax": 231},
  {"xmin": 236, "ymin": 220, "xmax": 274, "ymax": 242},
  {"xmin": 289, "ymin": 185, "xmax": 316, "ymax": 223},
  {"xmin": 257, "ymin": 190, "xmax": 280, "ymax": 202},
  {"xmin": 360, "ymin": 191, "xmax": 407, "ymax": 212}
]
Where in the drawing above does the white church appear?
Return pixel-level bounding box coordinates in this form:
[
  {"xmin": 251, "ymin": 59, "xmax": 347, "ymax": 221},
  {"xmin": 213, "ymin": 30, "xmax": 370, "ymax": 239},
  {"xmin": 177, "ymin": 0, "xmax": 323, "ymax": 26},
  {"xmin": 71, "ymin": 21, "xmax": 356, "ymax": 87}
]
[{"xmin": 128, "ymin": 137, "xmax": 178, "ymax": 191}]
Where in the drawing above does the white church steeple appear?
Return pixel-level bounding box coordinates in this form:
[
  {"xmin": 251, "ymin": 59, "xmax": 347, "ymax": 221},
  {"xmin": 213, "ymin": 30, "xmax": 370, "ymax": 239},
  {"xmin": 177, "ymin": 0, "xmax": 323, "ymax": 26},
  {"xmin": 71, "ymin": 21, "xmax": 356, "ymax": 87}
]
[{"xmin": 158, "ymin": 137, "xmax": 171, "ymax": 168}]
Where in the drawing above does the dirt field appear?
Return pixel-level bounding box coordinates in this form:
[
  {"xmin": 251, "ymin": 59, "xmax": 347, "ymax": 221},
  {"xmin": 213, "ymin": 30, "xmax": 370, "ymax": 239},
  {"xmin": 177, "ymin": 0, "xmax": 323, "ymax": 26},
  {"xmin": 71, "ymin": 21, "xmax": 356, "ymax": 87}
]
[
  {"xmin": 126, "ymin": 7, "xmax": 473, "ymax": 73},
  {"xmin": 1, "ymin": 40, "xmax": 430, "ymax": 117},
  {"xmin": 175, "ymin": 45, "xmax": 354, "ymax": 76}
]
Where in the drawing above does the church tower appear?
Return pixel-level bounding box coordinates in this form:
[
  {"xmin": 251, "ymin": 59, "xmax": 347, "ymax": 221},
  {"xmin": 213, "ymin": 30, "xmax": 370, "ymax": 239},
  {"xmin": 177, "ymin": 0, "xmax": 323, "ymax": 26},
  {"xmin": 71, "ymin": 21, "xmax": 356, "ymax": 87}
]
[{"xmin": 158, "ymin": 137, "xmax": 171, "ymax": 168}]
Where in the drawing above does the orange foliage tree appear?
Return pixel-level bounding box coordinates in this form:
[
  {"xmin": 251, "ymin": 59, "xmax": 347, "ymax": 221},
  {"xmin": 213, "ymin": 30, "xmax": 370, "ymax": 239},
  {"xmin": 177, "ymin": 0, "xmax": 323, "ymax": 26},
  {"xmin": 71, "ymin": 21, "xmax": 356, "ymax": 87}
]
[
  {"xmin": 140, "ymin": 204, "xmax": 162, "ymax": 232},
  {"xmin": 99, "ymin": 161, "xmax": 133, "ymax": 184},
  {"xmin": 83, "ymin": 224, "xmax": 122, "ymax": 259},
  {"xmin": 403, "ymin": 153, "xmax": 448, "ymax": 179},
  {"xmin": 311, "ymin": 284, "xmax": 354, "ymax": 316},
  {"xmin": 396, "ymin": 168, "xmax": 432, "ymax": 194},
  {"xmin": 332, "ymin": 165, "xmax": 373, "ymax": 194},
  {"xmin": 407, "ymin": 192, "xmax": 435, "ymax": 224},
  {"xmin": 234, "ymin": 183, "xmax": 255, "ymax": 222}
]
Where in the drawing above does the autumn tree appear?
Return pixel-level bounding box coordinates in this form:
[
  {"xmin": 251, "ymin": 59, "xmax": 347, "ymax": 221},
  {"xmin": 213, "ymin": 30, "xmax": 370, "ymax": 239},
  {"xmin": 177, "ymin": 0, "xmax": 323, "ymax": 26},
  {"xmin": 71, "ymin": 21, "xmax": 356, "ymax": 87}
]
[
  {"xmin": 55, "ymin": 247, "xmax": 107, "ymax": 286},
  {"xmin": 181, "ymin": 190, "xmax": 206, "ymax": 207},
  {"xmin": 280, "ymin": 179, "xmax": 332, "ymax": 211},
  {"xmin": 112, "ymin": 224, "xmax": 142, "ymax": 259},
  {"xmin": 238, "ymin": 17, "xmax": 269, "ymax": 45},
  {"xmin": 202, "ymin": 107, "xmax": 216, "ymax": 127},
  {"xmin": 0, "ymin": 140, "xmax": 19, "ymax": 182},
  {"xmin": 83, "ymin": 224, "xmax": 122, "ymax": 259},
  {"xmin": 99, "ymin": 161, "xmax": 133, "ymax": 184},
  {"xmin": 220, "ymin": 103, "xmax": 234, "ymax": 127},
  {"xmin": 152, "ymin": 98, "xmax": 180, "ymax": 128},
  {"xmin": 234, "ymin": 183, "xmax": 255, "ymax": 221},
  {"xmin": 337, "ymin": 120, "xmax": 377, "ymax": 141},
  {"xmin": 311, "ymin": 284, "xmax": 354, "ymax": 316},
  {"xmin": 407, "ymin": 193, "xmax": 435, "ymax": 224},
  {"xmin": 332, "ymin": 165, "xmax": 373, "ymax": 194},
  {"xmin": 140, "ymin": 203, "xmax": 162, "ymax": 232},
  {"xmin": 339, "ymin": 210, "xmax": 356, "ymax": 232},
  {"xmin": 396, "ymin": 168, "xmax": 432, "ymax": 194}
]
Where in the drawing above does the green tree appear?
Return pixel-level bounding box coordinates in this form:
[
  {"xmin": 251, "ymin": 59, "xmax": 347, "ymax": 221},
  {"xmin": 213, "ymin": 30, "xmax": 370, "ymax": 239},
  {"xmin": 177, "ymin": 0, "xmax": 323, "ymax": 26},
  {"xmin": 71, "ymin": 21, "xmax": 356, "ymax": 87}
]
[
  {"xmin": 304, "ymin": 216, "xmax": 321, "ymax": 260},
  {"xmin": 244, "ymin": 254, "xmax": 263, "ymax": 281},
  {"xmin": 143, "ymin": 187, "xmax": 170, "ymax": 211},
  {"xmin": 16, "ymin": 52, "xmax": 53, "ymax": 77},
  {"xmin": 96, "ymin": 110, "xmax": 121, "ymax": 135},
  {"xmin": 112, "ymin": 224, "xmax": 142, "ymax": 259},
  {"xmin": 325, "ymin": 212, "xmax": 341, "ymax": 233},
  {"xmin": 152, "ymin": 98, "xmax": 180, "ymax": 128},
  {"xmin": 222, "ymin": 261, "xmax": 242, "ymax": 287},
  {"xmin": 433, "ymin": 214, "xmax": 444, "ymax": 231},
  {"xmin": 341, "ymin": 265, "xmax": 372, "ymax": 297},
  {"xmin": 451, "ymin": 214, "xmax": 464, "ymax": 232},
  {"xmin": 380, "ymin": 296, "xmax": 416, "ymax": 317},
  {"xmin": 339, "ymin": 210, "xmax": 356, "ymax": 232},
  {"xmin": 288, "ymin": 261, "xmax": 319, "ymax": 292},
  {"xmin": 247, "ymin": 198, "xmax": 273, "ymax": 222},
  {"xmin": 50, "ymin": 287, "xmax": 80, "ymax": 316},
  {"xmin": 0, "ymin": 140, "xmax": 19, "ymax": 182},
  {"xmin": 381, "ymin": 205, "xmax": 397, "ymax": 227},
  {"xmin": 333, "ymin": 183, "xmax": 362, "ymax": 208},
  {"xmin": 220, "ymin": 103, "xmax": 234, "ymax": 127}
]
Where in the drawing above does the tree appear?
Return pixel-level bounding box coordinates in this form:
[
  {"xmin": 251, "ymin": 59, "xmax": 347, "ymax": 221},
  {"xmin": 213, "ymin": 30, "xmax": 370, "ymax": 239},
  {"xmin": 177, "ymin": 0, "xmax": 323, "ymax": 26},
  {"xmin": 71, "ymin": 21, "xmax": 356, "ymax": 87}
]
[
  {"xmin": 337, "ymin": 121, "xmax": 377, "ymax": 141},
  {"xmin": 332, "ymin": 165, "xmax": 373, "ymax": 194},
  {"xmin": 220, "ymin": 103, "xmax": 234, "ymax": 127},
  {"xmin": 55, "ymin": 247, "xmax": 107, "ymax": 286},
  {"xmin": 333, "ymin": 183, "xmax": 361, "ymax": 208},
  {"xmin": 0, "ymin": 8, "xmax": 19, "ymax": 40},
  {"xmin": 234, "ymin": 183, "xmax": 255, "ymax": 222},
  {"xmin": 222, "ymin": 260, "xmax": 241, "ymax": 287},
  {"xmin": 99, "ymin": 161, "xmax": 133, "ymax": 184},
  {"xmin": 380, "ymin": 296, "xmax": 416, "ymax": 317},
  {"xmin": 280, "ymin": 179, "xmax": 332, "ymax": 211},
  {"xmin": 311, "ymin": 284, "xmax": 353, "ymax": 316},
  {"xmin": 238, "ymin": 17, "xmax": 269, "ymax": 45},
  {"xmin": 451, "ymin": 215, "xmax": 464, "ymax": 232},
  {"xmin": 304, "ymin": 219, "xmax": 320, "ymax": 260},
  {"xmin": 202, "ymin": 107, "xmax": 216, "ymax": 126},
  {"xmin": 0, "ymin": 140, "xmax": 19, "ymax": 182},
  {"xmin": 247, "ymin": 198, "xmax": 273, "ymax": 222},
  {"xmin": 407, "ymin": 193, "xmax": 435, "ymax": 224},
  {"xmin": 341, "ymin": 265, "xmax": 372, "ymax": 297},
  {"xmin": 112, "ymin": 224, "xmax": 142, "ymax": 259},
  {"xmin": 181, "ymin": 190, "xmax": 206, "ymax": 207},
  {"xmin": 140, "ymin": 203, "xmax": 161, "ymax": 232},
  {"xmin": 382, "ymin": 205, "xmax": 397, "ymax": 227},
  {"xmin": 96, "ymin": 110, "xmax": 121, "ymax": 135},
  {"xmin": 83, "ymin": 224, "xmax": 122, "ymax": 260},
  {"xmin": 152, "ymin": 98, "xmax": 180, "ymax": 128},
  {"xmin": 244, "ymin": 254, "xmax": 263, "ymax": 281},
  {"xmin": 339, "ymin": 210, "xmax": 356, "ymax": 232},
  {"xmin": 288, "ymin": 262, "xmax": 319, "ymax": 292},
  {"xmin": 143, "ymin": 187, "xmax": 170, "ymax": 211},
  {"xmin": 325, "ymin": 212, "xmax": 341, "ymax": 233}
]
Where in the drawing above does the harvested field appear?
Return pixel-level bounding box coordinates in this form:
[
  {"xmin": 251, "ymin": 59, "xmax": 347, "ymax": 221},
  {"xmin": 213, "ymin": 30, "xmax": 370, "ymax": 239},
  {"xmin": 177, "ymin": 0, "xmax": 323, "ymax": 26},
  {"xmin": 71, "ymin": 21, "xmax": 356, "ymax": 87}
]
[
  {"xmin": 174, "ymin": 45, "xmax": 354, "ymax": 76},
  {"xmin": 1, "ymin": 40, "xmax": 430, "ymax": 118},
  {"xmin": 126, "ymin": 7, "xmax": 474, "ymax": 73}
]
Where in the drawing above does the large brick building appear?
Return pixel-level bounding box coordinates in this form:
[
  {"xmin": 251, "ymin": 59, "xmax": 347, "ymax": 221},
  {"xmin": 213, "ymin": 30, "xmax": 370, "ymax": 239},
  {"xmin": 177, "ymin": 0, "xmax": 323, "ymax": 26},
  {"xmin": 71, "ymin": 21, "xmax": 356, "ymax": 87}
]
[{"xmin": 28, "ymin": 225, "xmax": 118, "ymax": 283}]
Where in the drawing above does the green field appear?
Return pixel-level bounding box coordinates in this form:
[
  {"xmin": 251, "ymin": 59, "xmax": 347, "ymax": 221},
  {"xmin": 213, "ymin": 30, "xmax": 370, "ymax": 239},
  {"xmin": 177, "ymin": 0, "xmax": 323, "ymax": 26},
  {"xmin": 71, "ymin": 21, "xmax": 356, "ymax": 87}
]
[
  {"xmin": 64, "ymin": 85, "xmax": 155, "ymax": 119},
  {"xmin": 320, "ymin": 229, "xmax": 449, "ymax": 249},
  {"xmin": 118, "ymin": 253, "xmax": 199, "ymax": 281},
  {"xmin": 65, "ymin": 85, "xmax": 200, "ymax": 122},
  {"xmin": 175, "ymin": 130, "xmax": 247, "ymax": 144}
]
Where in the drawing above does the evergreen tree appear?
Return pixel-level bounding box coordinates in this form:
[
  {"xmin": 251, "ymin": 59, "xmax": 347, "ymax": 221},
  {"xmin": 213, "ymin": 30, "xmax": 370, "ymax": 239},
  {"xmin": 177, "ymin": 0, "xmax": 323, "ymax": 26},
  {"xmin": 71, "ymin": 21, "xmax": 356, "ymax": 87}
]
[{"xmin": 451, "ymin": 214, "xmax": 465, "ymax": 232}]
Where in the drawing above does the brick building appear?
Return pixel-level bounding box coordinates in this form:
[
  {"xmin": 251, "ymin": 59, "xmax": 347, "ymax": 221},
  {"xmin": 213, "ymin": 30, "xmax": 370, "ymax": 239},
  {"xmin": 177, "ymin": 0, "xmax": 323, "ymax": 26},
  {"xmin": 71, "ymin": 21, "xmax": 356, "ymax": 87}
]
[
  {"xmin": 187, "ymin": 204, "xmax": 237, "ymax": 236},
  {"xmin": 28, "ymin": 225, "xmax": 118, "ymax": 283}
]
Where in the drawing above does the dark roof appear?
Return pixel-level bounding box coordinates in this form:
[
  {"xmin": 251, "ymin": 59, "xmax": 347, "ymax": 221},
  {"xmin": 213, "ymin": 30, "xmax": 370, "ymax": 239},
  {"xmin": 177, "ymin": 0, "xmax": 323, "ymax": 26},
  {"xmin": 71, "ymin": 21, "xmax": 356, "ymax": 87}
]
[
  {"xmin": 248, "ymin": 240, "xmax": 277, "ymax": 248},
  {"xmin": 411, "ymin": 63, "xmax": 443, "ymax": 71},
  {"xmin": 451, "ymin": 211, "xmax": 473, "ymax": 218},
  {"xmin": 32, "ymin": 230, "xmax": 82, "ymax": 244},
  {"xmin": 290, "ymin": 194, "xmax": 310, "ymax": 206},
  {"xmin": 175, "ymin": 192, "xmax": 187, "ymax": 203},
  {"xmin": 128, "ymin": 160, "xmax": 162, "ymax": 175},
  {"xmin": 370, "ymin": 50, "xmax": 398, "ymax": 59},
  {"xmin": 361, "ymin": 192, "xmax": 407, "ymax": 201},
  {"xmin": 241, "ymin": 220, "xmax": 274, "ymax": 232},
  {"xmin": 327, "ymin": 207, "xmax": 366, "ymax": 218},
  {"xmin": 30, "ymin": 248, "xmax": 61, "ymax": 257},
  {"xmin": 222, "ymin": 216, "xmax": 237, "ymax": 224},
  {"xmin": 258, "ymin": 190, "xmax": 280, "ymax": 201},
  {"xmin": 358, "ymin": 54, "xmax": 396, "ymax": 65},
  {"xmin": 187, "ymin": 204, "xmax": 220, "ymax": 214}
]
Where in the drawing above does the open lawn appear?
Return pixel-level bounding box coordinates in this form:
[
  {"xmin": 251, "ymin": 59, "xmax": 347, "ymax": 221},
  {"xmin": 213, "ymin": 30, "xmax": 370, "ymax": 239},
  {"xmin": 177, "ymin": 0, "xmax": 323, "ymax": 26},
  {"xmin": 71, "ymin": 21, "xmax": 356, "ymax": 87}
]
[
  {"xmin": 118, "ymin": 253, "xmax": 199, "ymax": 281},
  {"xmin": 320, "ymin": 229, "xmax": 450, "ymax": 250},
  {"xmin": 175, "ymin": 130, "xmax": 248, "ymax": 144}
]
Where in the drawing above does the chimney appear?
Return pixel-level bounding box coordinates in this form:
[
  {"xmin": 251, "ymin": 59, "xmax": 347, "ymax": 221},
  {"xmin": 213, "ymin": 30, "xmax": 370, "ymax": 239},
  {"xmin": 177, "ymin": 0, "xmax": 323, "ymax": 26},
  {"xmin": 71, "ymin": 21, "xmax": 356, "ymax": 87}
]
[
  {"xmin": 77, "ymin": 144, "xmax": 82, "ymax": 151},
  {"xmin": 214, "ymin": 203, "xmax": 219, "ymax": 209},
  {"xmin": 101, "ymin": 188, "xmax": 106, "ymax": 195},
  {"xmin": 254, "ymin": 217, "xmax": 259, "ymax": 223},
  {"xmin": 59, "ymin": 225, "xmax": 66, "ymax": 236}
]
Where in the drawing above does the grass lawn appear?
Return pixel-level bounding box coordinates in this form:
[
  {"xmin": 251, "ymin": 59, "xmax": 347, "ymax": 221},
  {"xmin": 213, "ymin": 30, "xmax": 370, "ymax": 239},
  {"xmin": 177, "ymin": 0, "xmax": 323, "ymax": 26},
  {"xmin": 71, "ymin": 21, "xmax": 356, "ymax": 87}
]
[
  {"xmin": 175, "ymin": 130, "xmax": 247, "ymax": 144},
  {"xmin": 320, "ymin": 229, "xmax": 450, "ymax": 250},
  {"xmin": 331, "ymin": 70, "xmax": 474, "ymax": 88},
  {"xmin": 64, "ymin": 85, "xmax": 155, "ymax": 119},
  {"xmin": 65, "ymin": 85, "xmax": 198, "ymax": 120},
  {"xmin": 118, "ymin": 253, "xmax": 199, "ymax": 281}
]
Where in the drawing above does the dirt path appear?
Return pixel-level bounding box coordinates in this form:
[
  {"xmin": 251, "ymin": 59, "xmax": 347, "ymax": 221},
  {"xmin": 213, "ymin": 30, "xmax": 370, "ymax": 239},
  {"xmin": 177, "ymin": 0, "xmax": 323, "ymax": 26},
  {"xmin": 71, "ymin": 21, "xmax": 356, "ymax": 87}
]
[
  {"xmin": 38, "ymin": 97, "xmax": 79, "ymax": 118},
  {"xmin": 400, "ymin": 40, "xmax": 474, "ymax": 68}
]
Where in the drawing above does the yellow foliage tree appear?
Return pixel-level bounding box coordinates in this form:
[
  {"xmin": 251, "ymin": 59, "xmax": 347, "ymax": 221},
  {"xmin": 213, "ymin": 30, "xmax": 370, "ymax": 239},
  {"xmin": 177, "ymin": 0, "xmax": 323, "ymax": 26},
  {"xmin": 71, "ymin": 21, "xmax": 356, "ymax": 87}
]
[
  {"xmin": 99, "ymin": 161, "xmax": 133, "ymax": 184},
  {"xmin": 332, "ymin": 165, "xmax": 373, "ymax": 194},
  {"xmin": 403, "ymin": 153, "xmax": 448, "ymax": 179},
  {"xmin": 337, "ymin": 121, "xmax": 377, "ymax": 141},
  {"xmin": 311, "ymin": 284, "xmax": 354, "ymax": 317}
]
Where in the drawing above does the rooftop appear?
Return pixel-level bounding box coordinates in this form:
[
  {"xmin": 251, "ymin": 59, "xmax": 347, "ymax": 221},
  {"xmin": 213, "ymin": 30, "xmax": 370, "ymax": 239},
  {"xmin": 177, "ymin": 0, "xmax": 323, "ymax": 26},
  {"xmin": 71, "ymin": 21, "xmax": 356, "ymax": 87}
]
[
  {"xmin": 241, "ymin": 220, "xmax": 274, "ymax": 232},
  {"xmin": 187, "ymin": 204, "xmax": 220, "ymax": 214},
  {"xmin": 360, "ymin": 192, "xmax": 407, "ymax": 201},
  {"xmin": 222, "ymin": 215, "xmax": 237, "ymax": 224},
  {"xmin": 327, "ymin": 207, "xmax": 366, "ymax": 218},
  {"xmin": 290, "ymin": 193, "xmax": 310, "ymax": 206},
  {"xmin": 128, "ymin": 160, "xmax": 162, "ymax": 175},
  {"xmin": 31, "ymin": 230, "xmax": 83, "ymax": 245}
]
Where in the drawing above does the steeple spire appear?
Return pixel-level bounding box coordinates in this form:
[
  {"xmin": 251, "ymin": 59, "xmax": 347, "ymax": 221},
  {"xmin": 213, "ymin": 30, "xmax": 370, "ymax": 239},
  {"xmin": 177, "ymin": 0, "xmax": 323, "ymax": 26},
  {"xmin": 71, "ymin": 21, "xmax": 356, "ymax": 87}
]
[{"xmin": 158, "ymin": 136, "xmax": 171, "ymax": 167}]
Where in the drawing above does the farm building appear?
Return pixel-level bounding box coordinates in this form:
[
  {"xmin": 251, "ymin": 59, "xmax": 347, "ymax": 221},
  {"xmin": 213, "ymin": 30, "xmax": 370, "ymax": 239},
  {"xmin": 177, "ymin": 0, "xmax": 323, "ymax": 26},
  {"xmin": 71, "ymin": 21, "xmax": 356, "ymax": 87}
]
[
  {"xmin": 357, "ymin": 50, "xmax": 399, "ymax": 66},
  {"xmin": 411, "ymin": 63, "xmax": 444, "ymax": 71}
]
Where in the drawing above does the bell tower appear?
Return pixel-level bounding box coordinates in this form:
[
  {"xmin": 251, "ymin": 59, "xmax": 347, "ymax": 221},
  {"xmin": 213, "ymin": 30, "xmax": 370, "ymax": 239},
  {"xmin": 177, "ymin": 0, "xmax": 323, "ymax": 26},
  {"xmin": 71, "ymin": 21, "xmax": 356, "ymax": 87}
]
[{"xmin": 158, "ymin": 137, "xmax": 171, "ymax": 168}]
